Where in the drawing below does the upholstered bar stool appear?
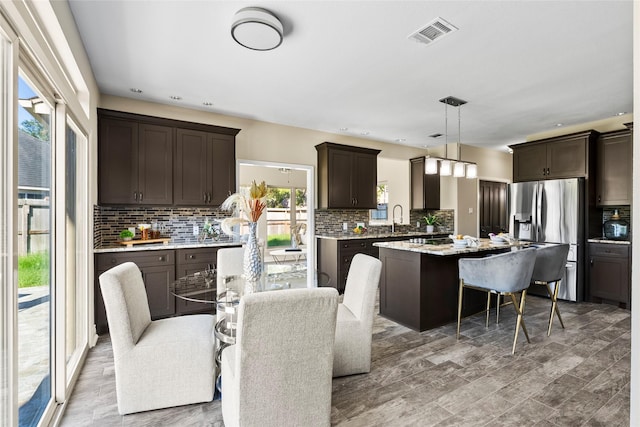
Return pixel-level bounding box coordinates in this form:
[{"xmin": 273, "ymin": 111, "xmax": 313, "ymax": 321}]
[
  {"xmin": 530, "ymin": 243, "xmax": 570, "ymax": 336},
  {"xmin": 457, "ymin": 248, "xmax": 537, "ymax": 354}
]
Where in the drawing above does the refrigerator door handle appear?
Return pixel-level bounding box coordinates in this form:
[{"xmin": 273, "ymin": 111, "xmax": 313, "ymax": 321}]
[{"xmin": 538, "ymin": 182, "xmax": 544, "ymax": 241}]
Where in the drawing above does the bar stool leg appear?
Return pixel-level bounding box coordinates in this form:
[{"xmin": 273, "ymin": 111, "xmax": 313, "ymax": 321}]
[
  {"xmin": 457, "ymin": 279, "xmax": 465, "ymax": 339},
  {"xmin": 485, "ymin": 291, "xmax": 491, "ymax": 327},
  {"xmin": 546, "ymin": 280, "xmax": 565, "ymax": 336}
]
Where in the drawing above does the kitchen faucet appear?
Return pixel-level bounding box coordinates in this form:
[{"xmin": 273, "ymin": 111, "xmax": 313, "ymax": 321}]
[{"xmin": 392, "ymin": 204, "xmax": 403, "ymax": 233}]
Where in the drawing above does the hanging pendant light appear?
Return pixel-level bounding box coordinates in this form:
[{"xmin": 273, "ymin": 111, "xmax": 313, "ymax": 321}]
[
  {"xmin": 466, "ymin": 163, "xmax": 478, "ymax": 179},
  {"xmin": 440, "ymin": 160, "xmax": 452, "ymax": 176},
  {"xmin": 453, "ymin": 162, "xmax": 465, "ymax": 177},
  {"xmin": 425, "ymin": 96, "xmax": 476, "ymax": 178},
  {"xmin": 425, "ymin": 157, "xmax": 438, "ymax": 174}
]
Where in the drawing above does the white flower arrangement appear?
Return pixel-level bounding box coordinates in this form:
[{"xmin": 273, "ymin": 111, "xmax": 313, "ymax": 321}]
[{"xmin": 220, "ymin": 180, "xmax": 267, "ymax": 236}]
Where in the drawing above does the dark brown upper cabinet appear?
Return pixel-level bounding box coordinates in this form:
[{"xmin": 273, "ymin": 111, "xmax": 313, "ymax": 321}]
[
  {"xmin": 98, "ymin": 109, "xmax": 239, "ymax": 206},
  {"xmin": 316, "ymin": 142, "xmax": 380, "ymax": 209},
  {"xmin": 510, "ymin": 130, "xmax": 598, "ymax": 182},
  {"xmin": 596, "ymin": 128, "xmax": 632, "ymax": 206},
  {"xmin": 174, "ymin": 129, "xmax": 235, "ymax": 206},
  {"xmin": 98, "ymin": 116, "xmax": 173, "ymax": 205},
  {"xmin": 410, "ymin": 157, "xmax": 440, "ymax": 210}
]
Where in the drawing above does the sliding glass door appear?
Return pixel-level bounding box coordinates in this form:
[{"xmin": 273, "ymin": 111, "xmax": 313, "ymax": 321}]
[{"xmin": 16, "ymin": 73, "xmax": 53, "ymax": 427}]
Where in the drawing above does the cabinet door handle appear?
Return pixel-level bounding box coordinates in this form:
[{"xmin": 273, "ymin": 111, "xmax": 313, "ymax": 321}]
[
  {"xmin": 590, "ymin": 258, "xmax": 593, "ymax": 266},
  {"xmin": 189, "ymin": 255, "xmax": 195, "ymax": 259},
  {"xmin": 139, "ymin": 192, "xmax": 143, "ymax": 202},
  {"xmin": 134, "ymin": 191, "xmax": 138, "ymax": 201},
  {"xmin": 598, "ymin": 195, "xmax": 601, "ymax": 203},
  {"xmin": 203, "ymin": 192, "xmax": 207, "ymax": 202},
  {"xmin": 546, "ymin": 168, "xmax": 550, "ymax": 175},
  {"xmin": 228, "ymin": 190, "xmax": 232, "ymax": 196},
  {"xmin": 208, "ymin": 193, "xmax": 212, "ymax": 203},
  {"xmin": 158, "ymin": 256, "xmax": 165, "ymax": 261},
  {"xmin": 542, "ymin": 168, "xmax": 546, "ymax": 176}
]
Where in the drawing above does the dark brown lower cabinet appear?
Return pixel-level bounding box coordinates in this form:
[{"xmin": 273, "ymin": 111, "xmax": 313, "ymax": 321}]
[
  {"xmin": 317, "ymin": 234, "xmax": 446, "ymax": 294},
  {"xmin": 588, "ymin": 243, "xmax": 631, "ymax": 309},
  {"xmin": 95, "ymin": 245, "xmax": 242, "ymax": 333},
  {"xmin": 175, "ymin": 247, "xmax": 221, "ymax": 315},
  {"xmin": 378, "ymin": 247, "xmax": 510, "ymax": 332},
  {"xmin": 95, "ymin": 250, "xmax": 176, "ymax": 334}
]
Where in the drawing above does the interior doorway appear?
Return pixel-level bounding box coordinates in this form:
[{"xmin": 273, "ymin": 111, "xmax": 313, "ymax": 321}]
[
  {"xmin": 237, "ymin": 160, "xmax": 315, "ymax": 274},
  {"xmin": 479, "ymin": 180, "xmax": 508, "ymax": 238}
]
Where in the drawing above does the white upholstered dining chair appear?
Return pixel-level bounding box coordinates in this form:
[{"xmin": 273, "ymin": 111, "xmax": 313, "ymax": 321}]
[
  {"xmin": 99, "ymin": 262, "xmax": 215, "ymax": 414},
  {"xmin": 221, "ymin": 287, "xmax": 338, "ymax": 427},
  {"xmin": 216, "ymin": 247, "xmax": 245, "ymax": 295},
  {"xmin": 333, "ymin": 253, "xmax": 382, "ymax": 377}
]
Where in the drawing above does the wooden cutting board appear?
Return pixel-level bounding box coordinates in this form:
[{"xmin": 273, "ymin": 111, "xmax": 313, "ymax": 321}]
[{"xmin": 118, "ymin": 238, "xmax": 170, "ymax": 248}]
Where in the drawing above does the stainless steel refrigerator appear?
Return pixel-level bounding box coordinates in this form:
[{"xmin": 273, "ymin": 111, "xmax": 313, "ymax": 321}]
[{"xmin": 509, "ymin": 178, "xmax": 584, "ymax": 302}]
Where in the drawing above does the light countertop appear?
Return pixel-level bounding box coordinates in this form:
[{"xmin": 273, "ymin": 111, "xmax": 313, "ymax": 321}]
[
  {"xmin": 373, "ymin": 238, "xmax": 529, "ymax": 256},
  {"xmin": 316, "ymin": 231, "xmax": 449, "ymax": 240},
  {"xmin": 94, "ymin": 239, "xmax": 242, "ymax": 254}
]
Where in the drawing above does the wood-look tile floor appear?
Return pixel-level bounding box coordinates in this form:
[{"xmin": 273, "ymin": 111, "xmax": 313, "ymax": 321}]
[{"xmin": 60, "ymin": 295, "xmax": 630, "ymax": 426}]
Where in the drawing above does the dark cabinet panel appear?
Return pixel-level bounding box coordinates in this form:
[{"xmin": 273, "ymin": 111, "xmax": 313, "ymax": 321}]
[
  {"xmin": 513, "ymin": 143, "xmax": 547, "ymax": 182},
  {"xmin": 174, "ymin": 128, "xmax": 209, "ymax": 205},
  {"xmin": 317, "ymin": 234, "xmax": 444, "ymax": 294},
  {"xmin": 410, "ymin": 157, "xmax": 440, "ymax": 210},
  {"xmin": 588, "ymin": 243, "xmax": 630, "ymax": 309},
  {"xmin": 95, "ymin": 250, "xmax": 175, "ymax": 334},
  {"xmin": 174, "ymin": 129, "xmax": 236, "ymax": 206},
  {"xmin": 98, "ymin": 118, "xmax": 139, "ymax": 204},
  {"xmin": 209, "ymin": 133, "xmax": 236, "ymax": 205},
  {"xmin": 138, "ymin": 123, "xmax": 173, "ymax": 205},
  {"xmin": 316, "ymin": 142, "xmax": 380, "ymax": 209},
  {"xmin": 596, "ymin": 129, "xmax": 632, "ymax": 206},
  {"xmin": 98, "ymin": 115, "xmax": 173, "ymax": 205},
  {"xmin": 511, "ymin": 130, "xmax": 597, "ymax": 182},
  {"xmin": 98, "ymin": 109, "xmax": 238, "ymax": 207},
  {"xmin": 352, "ymin": 152, "xmax": 378, "ymax": 208},
  {"xmin": 546, "ymin": 136, "xmax": 587, "ymax": 179},
  {"xmin": 174, "ymin": 246, "xmax": 241, "ymax": 315}
]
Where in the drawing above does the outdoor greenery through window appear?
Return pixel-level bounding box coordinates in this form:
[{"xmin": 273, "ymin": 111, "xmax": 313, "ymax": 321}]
[
  {"xmin": 370, "ymin": 183, "xmax": 388, "ymax": 223},
  {"xmin": 266, "ymin": 187, "xmax": 307, "ymax": 248}
]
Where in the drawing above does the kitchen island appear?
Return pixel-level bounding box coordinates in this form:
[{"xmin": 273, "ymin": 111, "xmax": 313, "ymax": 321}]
[
  {"xmin": 374, "ymin": 239, "xmax": 529, "ymax": 332},
  {"xmin": 316, "ymin": 231, "xmax": 448, "ymax": 293}
]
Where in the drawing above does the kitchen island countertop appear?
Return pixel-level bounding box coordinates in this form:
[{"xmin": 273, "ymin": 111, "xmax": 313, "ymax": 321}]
[
  {"xmin": 316, "ymin": 231, "xmax": 449, "ymax": 240},
  {"xmin": 373, "ymin": 238, "xmax": 529, "ymax": 256}
]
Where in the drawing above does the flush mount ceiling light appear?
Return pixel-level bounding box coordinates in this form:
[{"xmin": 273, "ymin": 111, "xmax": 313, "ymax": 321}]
[{"xmin": 231, "ymin": 7, "xmax": 283, "ymax": 51}]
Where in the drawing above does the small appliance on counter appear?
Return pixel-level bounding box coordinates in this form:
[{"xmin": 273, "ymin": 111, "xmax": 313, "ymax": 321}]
[{"xmin": 603, "ymin": 209, "xmax": 629, "ymax": 241}]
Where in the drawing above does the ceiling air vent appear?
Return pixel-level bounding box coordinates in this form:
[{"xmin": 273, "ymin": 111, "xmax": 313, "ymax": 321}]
[{"xmin": 408, "ymin": 17, "xmax": 458, "ymax": 46}]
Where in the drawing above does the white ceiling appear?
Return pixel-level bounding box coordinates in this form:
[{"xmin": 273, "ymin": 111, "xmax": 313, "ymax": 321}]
[{"xmin": 67, "ymin": 1, "xmax": 633, "ymax": 152}]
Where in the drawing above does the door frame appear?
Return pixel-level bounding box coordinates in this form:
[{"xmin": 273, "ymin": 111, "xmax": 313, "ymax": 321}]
[{"xmin": 237, "ymin": 159, "xmax": 315, "ymax": 287}]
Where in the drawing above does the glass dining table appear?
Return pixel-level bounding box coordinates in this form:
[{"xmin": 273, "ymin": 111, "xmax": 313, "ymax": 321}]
[{"xmin": 170, "ymin": 262, "xmax": 329, "ymax": 396}]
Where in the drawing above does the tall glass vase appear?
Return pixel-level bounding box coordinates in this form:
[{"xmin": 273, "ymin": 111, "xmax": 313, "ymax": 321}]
[{"xmin": 243, "ymin": 222, "xmax": 263, "ymax": 291}]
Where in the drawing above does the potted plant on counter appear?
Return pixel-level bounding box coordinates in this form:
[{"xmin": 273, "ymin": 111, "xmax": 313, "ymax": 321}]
[
  {"xmin": 119, "ymin": 229, "xmax": 134, "ymax": 241},
  {"xmin": 423, "ymin": 213, "xmax": 440, "ymax": 233}
]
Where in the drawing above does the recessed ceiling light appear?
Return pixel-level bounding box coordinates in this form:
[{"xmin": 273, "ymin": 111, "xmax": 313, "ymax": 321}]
[
  {"xmin": 360, "ymin": 131, "xmax": 370, "ymax": 136},
  {"xmin": 555, "ymin": 123, "xmax": 563, "ymax": 127},
  {"xmin": 203, "ymin": 102, "xmax": 213, "ymax": 106},
  {"xmin": 130, "ymin": 88, "xmax": 143, "ymax": 93},
  {"xmin": 170, "ymin": 96, "xmax": 182, "ymax": 100},
  {"xmin": 395, "ymin": 138, "xmax": 406, "ymax": 143},
  {"xmin": 615, "ymin": 112, "xmax": 627, "ymax": 116},
  {"xmin": 339, "ymin": 127, "xmax": 348, "ymax": 131}
]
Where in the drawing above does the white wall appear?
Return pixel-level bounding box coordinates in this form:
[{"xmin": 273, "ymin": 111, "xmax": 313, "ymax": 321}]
[{"xmin": 377, "ymin": 158, "xmax": 410, "ymax": 224}]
